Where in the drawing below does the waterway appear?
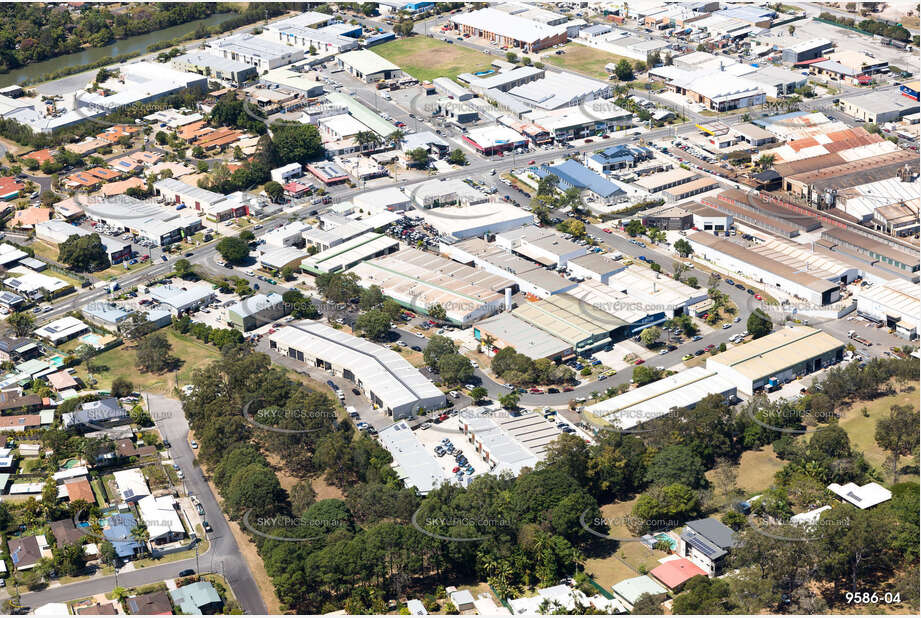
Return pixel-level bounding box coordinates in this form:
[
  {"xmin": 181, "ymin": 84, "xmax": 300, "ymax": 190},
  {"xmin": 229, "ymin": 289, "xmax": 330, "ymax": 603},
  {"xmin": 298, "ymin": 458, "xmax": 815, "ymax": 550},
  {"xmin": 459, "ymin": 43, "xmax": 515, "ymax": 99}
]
[{"xmin": 0, "ymin": 12, "xmax": 232, "ymax": 88}]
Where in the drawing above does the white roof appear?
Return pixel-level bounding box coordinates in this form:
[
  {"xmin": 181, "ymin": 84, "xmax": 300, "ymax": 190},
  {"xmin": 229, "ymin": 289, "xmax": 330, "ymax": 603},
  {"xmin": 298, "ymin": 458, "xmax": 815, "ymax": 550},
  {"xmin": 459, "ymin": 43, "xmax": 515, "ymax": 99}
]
[
  {"xmin": 320, "ymin": 113, "xmax": 370, "ymax": 138},
  {"xmin": 451, "ymin": 8, "xmax": 566, "ymax": 44},
  {"xmin": 258, "ymin": 246, "xmax": 306, "ymax": 270},
  {"xmin": 856, "ymin": 278, "xmax": 920, "ymax": 331},
  {"xmin": 52, "ymin": 466, "xmax": 89, "ymax": 482},
  {"xmin": 269, "ymin": 322, "xmax": 445, "ymax": 415},
  {"xmin": 421, "ymin": 202, "xmax": 534, "ymax": 237},
  {"xmin": 6, "ymin": 267, "xmax": 69, "ymax": 296},
  {"xmin": 336, "ymin": 49, "xmax": 400, "ymax": 75},
  {"xmin": 459, "ymin": 408, "xmax": 559, "ymax": 475},
  {"xmin": 353, "ymin": 187, "xmax": 410, "ymax": 211},
  {"xmin": 464, "ymin": 125, "xmax": 528, "ymax": 149},
  {"xmin": 113, "ymin": 468, "xmax": 150, "ymax": 502},
  {"xmin": 606, "ymin": 265, "xmax": 705, "ymax": 311},
  {"xmin": 209, "ymin": 33, "xmax": 298, "ymax": 61},
  {"xmin": 378, "ymin": 420, "xmax": 447, "ymax": 494},
  {"xmin": 585, "ymin": 366, "xmax": 736, "ymax": 428},
  {"xmin": 827, "ymin": 482, "xmax": 891, "ymax": 509},
  {"xmin": 669, "ymin": 70, "xmax": 764, "ymax": 103},
  {"xmin": 302, "ymin": 232, "xmax": 398, "ymax": 274},
  {"xmin": 34, "ymin": 316, "xmax": 87, "ymax": 342},
  {"xmin": 508, "ymin": 72, "xmax": 610, "ymax": 110},
  {"xmin": 790, "ymin": 505, "xmax": 832, "ymax": 525},
  {"xmin": 137, "ymin": 495, "xmax": 184, "ymax": 540},
  {"xmin": 0, "ymin": 243, "xmax": 27, "ymax": 266}
]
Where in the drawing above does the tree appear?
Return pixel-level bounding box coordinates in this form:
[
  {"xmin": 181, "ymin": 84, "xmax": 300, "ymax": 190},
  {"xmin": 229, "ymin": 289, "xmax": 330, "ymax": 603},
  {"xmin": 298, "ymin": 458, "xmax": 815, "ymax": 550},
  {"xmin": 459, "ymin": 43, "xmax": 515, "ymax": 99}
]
[
  {"xmin": 747, "ymin": 310, "xmax": 773, "ymax": 339},
  {"xmin": 270, "ymin": 122, "xmax": 323, "ymax": 164},
  {"xmin": 632, "ymin": 593, "xmax": 665, "ymax": 614},
  {"xmin": 135, "ymin": 333, "xmax": 173, "ymax": 373},
  {"xmin": 625, "ymin": 219, "xmax": 645, "ymax": 237},
  {"xmin": 407, "ymin": 147, "xmax": 430, "ymax": 168},
  {"xmin": 632, "ymin": 365, "xmax": 663, "ymax": 387},
  {"xmin": 8, "ymin": 311, "xmax": 34, "ymax": 337},
  {"xmin": 756, "ymin": 153, "xmax": 775, "ymax": 171},
  {"xmin": 499, "ymin": 391, "xmax": 519, "ymax": 410},
  {"xmin": 639, "ymin": 326, "xmax": 661, "ymax": 347},
  {"xmin": 428, "ymin": 303, "xmax": 447, "ymax": 322},
  {"xmin": 155, "ymin": 130, "xmax": 169, "ymax": 145},
  {"xmin": 239, "ymin": 229, "xmax": 255, "ymax": 243},
  {"xmin": 173, "ymin": 258, "xmax": 193, "ymax": 278},
  {"xmin": 674, "ymin": 238, "xmax": 693, "ymax": 257},
  {"xmin": 506, "ymin": 51, "xmax": 518, "ymax": 62},
  {"xmin": 111, "ymin": 377, "xmax": 133, "ymax": 398},
  {"xmin": 58, "ymin": 233, "xmax": 110, "ymax": 271},
  {"xmin": 438, "ymin": 353, "xmax": 474, "ymax": 384},
  {"xmin": 359, "ymin": 285, "xmax": 384, "ymax": 311},
  {"xmin": 469, "ymin": 386, "xmax": 488, "ymax": 403},
  {"xmin": 614, "ymin": 58, "xmax": 634, "ymax": 81},
  {"xmin": 788, "ymin": 24, "xmax": 795, "ymax": 35},
  {"xmin": 424, "ymin": 334, "xmax": 456, "ymax": 368},
  {"xmin": 282, "ymin": 290, "xmax": 320, "ymax": 319},
  {"xmin": 315, "ymin": 272, "xmax": 360, "ymax": 303},
  {"xmin": 264, "ymin": 180, "xmax": 284, "ymax": 203},
  {"xmin": 875, "ymin": 404, "xmax": 919, "ymax": 482},
  {"xmin": 558, "ymin": 218, "xmax": 585, "ymax": 238},
  {"xmin": 354, "ymin": 309, "xmax": 390, "ymax": 340},
  {"xmin": 447, "ymin": 149, "xmax": 467, "ymax": 165},
  {"xmin": 645, "ymin": 445, "xmax": 708, "ymax": 489},
  {"xmin": 216, "ymin": 236, "xmax": 250, "ymax": 264}
]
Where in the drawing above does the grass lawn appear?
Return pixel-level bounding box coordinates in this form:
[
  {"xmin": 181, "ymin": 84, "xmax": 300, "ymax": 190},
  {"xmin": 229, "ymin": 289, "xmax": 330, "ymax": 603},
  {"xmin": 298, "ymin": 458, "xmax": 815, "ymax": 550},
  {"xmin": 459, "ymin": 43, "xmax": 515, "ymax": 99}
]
[
  {"xmin": 837, "ymin": 381, "xmax": 920, "ymax": 481},
  {"xmin": 74, "ymin": 330, "xmax": 221, "ymax": 394},
  {"xmin": 706, "ymin": 447, "xmax": 785, "ymax": 497},
  {"xmin": 373, "ymin": 36, "xmax": 494, "ymax": 82},
  {"xmin": 544, "ymin": 43, "xmax": 629, "ymax": 80}
]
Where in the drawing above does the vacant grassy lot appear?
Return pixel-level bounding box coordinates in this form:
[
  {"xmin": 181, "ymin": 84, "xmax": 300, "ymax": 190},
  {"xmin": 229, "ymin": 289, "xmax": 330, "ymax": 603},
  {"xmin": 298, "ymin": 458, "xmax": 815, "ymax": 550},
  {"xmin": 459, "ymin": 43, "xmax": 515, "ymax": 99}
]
[
  {"xmin": 74, "ymin": 330, "xmax": 220, "ymax": 394},
  {"xmin": 837, "ymin": 380, "xmax": 919, "ymax": 480},
  {"xmin": 373, "ymin": 36, "xmax": 494, "ymax": 82},
  {"xmin": 705, "ymin": 447, "xmax": 785, "ymax": 498},
  {"xmin": 544, "ymin": 44, "xmax": 630, "ymax": 80}
]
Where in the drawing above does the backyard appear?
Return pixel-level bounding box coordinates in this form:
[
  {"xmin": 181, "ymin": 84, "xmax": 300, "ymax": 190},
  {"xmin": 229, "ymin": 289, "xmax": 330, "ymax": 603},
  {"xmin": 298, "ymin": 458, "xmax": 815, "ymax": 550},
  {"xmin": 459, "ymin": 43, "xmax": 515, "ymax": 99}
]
[
  {"xmin": 543, "ymin": 43, "xmax": 630, "ymax": 80},
  {"xmin": 73, "ymin": 330, "xmax": 221, "ymax": 394},
  {"xmin": 373, "ymin": 36, "xmax": 494, "ymax": 82}
]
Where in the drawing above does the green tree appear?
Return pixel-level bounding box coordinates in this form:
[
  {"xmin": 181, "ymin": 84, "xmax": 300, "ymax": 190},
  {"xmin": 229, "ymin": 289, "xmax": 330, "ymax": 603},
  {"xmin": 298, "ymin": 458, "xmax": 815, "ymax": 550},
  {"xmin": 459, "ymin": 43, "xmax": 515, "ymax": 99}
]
[
  {"xmin": 354, "ymin": 309, "xmax": 391, "ymax": 340},
  {"xmin": 437, "ymin": 353, "xmax": 473, "ymax": 385},
  {"xmin": 58, "ymin": 233, "xmax": 110, "ymax": 271},
  {"xmin": 407, "ymin": 147, "xmax": 430, "ymax": 168},
  {"xmin": 359, "ymin": 285, "xmax": 384, "ymax": 311},
  {"xmin": 674, "ymin": 238, "xmax": 693, "ymax": 257},
  {"xmin": 173, "ymin": 258, "xmax": 193, "ymax": 278},
  {"xmin": 625, "ymin": 219, "xmax": 645, "ymax": 237},
  {"xmin": 271, "ymin": 122, "xmax": 323, "ymax": 164},
  {"xmin": 469, "ymin": 386, "xmax": 487, "ymax": 402},
  {"xmin": 315, "ymin": 272, "xmax": 360, "ymax": 303},
  {"xmin": 264, "ymin": 180, "xmax": 284, "ymax": 202},
  {"xmin": 111, "ymin": 377, "xmax": 133, "ymax": 398},
  {"xmin": 7, "ymin": 311, "xmax": 34, "ymax": 337},
  {"xmin": 499, "ymin": 391, "xmax": 520, "ymax": 410},
  {"xmin": 135, "ymin": 332, "xmax": 173, "ymax": 373},
  {"xmin": 423, "ymin": 334, "xmax": 456, "ymax": 368},
  {"xmin": 875, "ymin": 404, "xmax": 919, "ymax": 482},
  {"xmin": 645, "ymin": 445, "xmax": 708, "ymax": 489},
  {"xmin": 428, "ymin": 303, "xmax": 447, "ymax": 322},
  {"xmin": 216, "ymin": 236, "xmax": 250, "ymax": 264},
  {"xmin": 639, "ymin": 326, "xmax": 661, "ymax": 347},
  {"xmin": 747, "ymin": 310, "xmax": 773, "ymax": 339},
  {"xmin": 614, "ymin": 58, "xmax": 635, "ymax": 81},
  {"xmin": 447, "ymin": 149, "xmax": 467, "ymax": 165}
]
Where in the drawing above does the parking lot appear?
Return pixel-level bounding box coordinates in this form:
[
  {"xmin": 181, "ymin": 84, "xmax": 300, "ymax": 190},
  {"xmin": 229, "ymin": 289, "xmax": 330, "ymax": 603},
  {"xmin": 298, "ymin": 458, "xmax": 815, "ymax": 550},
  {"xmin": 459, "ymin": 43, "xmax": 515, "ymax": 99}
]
[{"xmin": 414, "ymin": 414, "xmax": 491, "ymax": 481}]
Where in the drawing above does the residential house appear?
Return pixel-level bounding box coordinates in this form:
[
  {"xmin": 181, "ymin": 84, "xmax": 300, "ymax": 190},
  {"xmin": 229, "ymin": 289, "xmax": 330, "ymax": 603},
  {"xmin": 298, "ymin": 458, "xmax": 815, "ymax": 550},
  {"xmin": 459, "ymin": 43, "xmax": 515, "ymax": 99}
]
[
  {"xmin": 112, "ymin": 468, "xmax": 150, "ymax": 503},
  {"xmin": 677, "ymin": 517, "xmax": 736, "ymax": 576},
  {"xmin": 170, "ymin": 581, "xmax": 224, "ymax": 614},
  {"xmin": 9, "ymin": 534, "xmax": 46, "ymax": 570},
  {"xmin": 126, "ymin": 591, "xmax": 174, "ymax": 615},
  {"xmin": 62, "ymin": 398, "xmax": 127, "ymax": 429}
]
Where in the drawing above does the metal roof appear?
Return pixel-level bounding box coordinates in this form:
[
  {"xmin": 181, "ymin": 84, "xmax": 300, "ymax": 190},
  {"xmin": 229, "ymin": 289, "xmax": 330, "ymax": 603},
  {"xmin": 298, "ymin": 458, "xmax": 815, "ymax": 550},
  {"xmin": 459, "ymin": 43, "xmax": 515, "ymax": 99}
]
[{"xmin": 706, "ymin": 326, "xmax": 844, "ymax": 381}]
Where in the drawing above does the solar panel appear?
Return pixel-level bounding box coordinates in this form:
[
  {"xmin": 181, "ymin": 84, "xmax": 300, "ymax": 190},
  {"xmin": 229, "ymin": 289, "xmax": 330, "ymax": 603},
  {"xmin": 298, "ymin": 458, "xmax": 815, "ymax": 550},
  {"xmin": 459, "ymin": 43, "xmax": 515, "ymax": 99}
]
[{"xmin": 685, "ymin": 532, "xmax": 723, "ymax": 559}]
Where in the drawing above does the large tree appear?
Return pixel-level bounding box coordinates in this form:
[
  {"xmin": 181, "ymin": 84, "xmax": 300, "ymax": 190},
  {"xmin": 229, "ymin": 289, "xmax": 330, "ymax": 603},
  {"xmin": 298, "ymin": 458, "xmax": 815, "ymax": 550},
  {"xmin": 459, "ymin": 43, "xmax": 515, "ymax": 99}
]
[
  {"xmin": 271, "ymin": 122, "xmax": 324, "ymax": 164},
  {"xmin": 58, "ymin": 233, "xmax": 110, "ymax": 272},
  {"xmin": 747, "ymin": 310, "xmax": 773, "ymax": 339},
  {"xmin": 216, "ymin": 236, "xmax": 250, "ymax": 264},
  {"xmin": 354, "ymin": 309, "xmax": 390, "ymax": 340},
  {"xmin": 875, "ymin": 404, "xmax": 919, "ymax": 482},
  {"xmin": 7, "ymin": 311, "xmax": 34, "ymax": 337},
  {"xmin": 135, "ymin": 332, "xmax": 174, "ymax": 373}
]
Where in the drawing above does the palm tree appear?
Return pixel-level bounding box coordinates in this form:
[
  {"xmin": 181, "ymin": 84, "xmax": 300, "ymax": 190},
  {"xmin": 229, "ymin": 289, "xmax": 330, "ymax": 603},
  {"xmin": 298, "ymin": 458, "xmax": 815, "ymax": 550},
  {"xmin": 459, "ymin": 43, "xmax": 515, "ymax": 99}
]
[
  {"xmin": 130, "ymin": 522, "xmax": 149, "ymax": 558},
  {"xmin": 112, "ymin": 586, "xmax": 129, "ymax": 605},
  {"xmin": 757, "ymin": 153, "xmax": 775, "ymax": 171},
  {"xmin": 387, "ymin": 129, "xmax": 405, "ymax": 144},
  {"xmin": 354, "ymin": 130, "xmax": 381, "ymax": 152}
]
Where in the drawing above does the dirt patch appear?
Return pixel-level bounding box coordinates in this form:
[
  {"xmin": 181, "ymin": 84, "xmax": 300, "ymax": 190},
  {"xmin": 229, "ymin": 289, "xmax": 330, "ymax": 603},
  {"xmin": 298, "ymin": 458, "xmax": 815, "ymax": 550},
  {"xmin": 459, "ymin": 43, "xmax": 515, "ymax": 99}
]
[
  {"xmin": 265, "ymin": 452, "xmax": 300, "ymax": 493},
  {"xmin": 311, "ymin": 475, "xmax": 345, "ymax": 501}
]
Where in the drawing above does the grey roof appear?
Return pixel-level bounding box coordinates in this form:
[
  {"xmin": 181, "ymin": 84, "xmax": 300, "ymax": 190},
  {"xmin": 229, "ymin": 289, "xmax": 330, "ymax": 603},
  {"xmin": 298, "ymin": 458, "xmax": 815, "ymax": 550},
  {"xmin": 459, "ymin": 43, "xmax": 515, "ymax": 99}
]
[
  {"xmin": 683, "ymin": 517, "xmax": 736, "ymax": 552},
  {"xmin": 174, "ymin": 51, "xmax": 254, "ymax": 74},
  {"xmin": 475, "ymin": 312, "xmax": 571, "ymax": 360},
  {"xmin": 402, "ymin": 131, "xmax": 449, "ymax": 151}
]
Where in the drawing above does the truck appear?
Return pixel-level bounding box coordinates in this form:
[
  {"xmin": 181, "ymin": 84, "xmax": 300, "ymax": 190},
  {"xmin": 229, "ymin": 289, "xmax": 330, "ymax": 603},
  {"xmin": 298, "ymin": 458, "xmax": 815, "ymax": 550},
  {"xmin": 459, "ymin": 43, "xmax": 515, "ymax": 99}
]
[
  {"xmin": 766, "ymin": 376, "xmax": 781, "ymax": 392},
  {"xmin": 847, "ymin": 330, "xmax": 873, "ymax": 346}
]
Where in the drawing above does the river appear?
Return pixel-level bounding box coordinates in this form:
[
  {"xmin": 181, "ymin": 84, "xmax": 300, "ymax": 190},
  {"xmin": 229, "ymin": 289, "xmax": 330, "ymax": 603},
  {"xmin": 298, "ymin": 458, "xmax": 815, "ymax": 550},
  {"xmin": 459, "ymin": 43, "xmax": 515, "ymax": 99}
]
[{"xmin": 0, "ymin": 12, "xmax": 232, "ymax": 88}]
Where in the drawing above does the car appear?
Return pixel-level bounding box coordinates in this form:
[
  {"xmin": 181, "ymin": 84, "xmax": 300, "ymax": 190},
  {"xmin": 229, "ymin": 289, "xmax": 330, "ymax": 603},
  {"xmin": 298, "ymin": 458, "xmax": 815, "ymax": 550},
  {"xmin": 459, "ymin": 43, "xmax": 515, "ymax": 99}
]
[
  {"xmin": 196, "ymin": 503, "xmax": 205, "ymax": 516},
  {"xmin": 529, "ymin": 387, "xmax": 543, "ymax": 394},
  {"xmin": 658, "ymin": 349, "xmax": 668, "ymax": 355},
  {"xmin": 746, "ymin": 289, "xmax": 754, "ymax": 295},
  {"xmin": 163, "ymin": 439, "xmax": 171, "ymax": 448},
  {"xmin": 190, "ymin": 440, "xmax": 198, "ymax": 449},
  {"xmin": 562, "ymin": 427, "xmax": 575, "ymax": 433},
  {"xmin": 547, "ymin": 387, "xmax": 559, "ymax": 394},
  {"xmin": 184, "ymin": 252, "xmax": 193, "ymax": 257},
  {"xmin": 722, "ymin": 323, "xmax": 731, "ymax": 329},
  {"xmin": 177, "ymin": 470, "xmax": 184, "ymax": 480},
  {"xmin": 735, "ymin": 284, "xmax": 745, "ymax": 290},
  {"xmin": 563, "ymin": 386, "xmax": 574, "ymax": 392},
  {"xmin": 452, "ymin": 466, "xmax": 461, "ymax": 473},
  {"xmin": 725, "ymin": 279, "xmax": 735, "ymax": 285},
  {"xmin": 203, "ymin": 521, "xmax": 212, "ymax": 533},
  {"xmin": 692, "ymin": 334, "xmax": 702, "ymax": 341},
  {"xmin": 178, "ymin": 569, "xmax": 195, "ymax": 578},
  {"xmin": 411, "ymin": 345, "xmax": 422, "ymax": 351},
  {"xmin": 705, "ymin": 344, "xmax": 715, "ymax": 351},
  {"xmin": 634, "ymin": 359, "xmax": 645, "ymax": 365},
  {"xmin": 755, "ymin": 294, "xmax": 762, "ymax": 300},
  {"xmin": 465, "ymin": 466, "xmax": 475, "ymax": 474},
  {"xmin": 172, "ymin": 463, "xmax": 180, "ymax": 471},
  {"xmin": 695, "ymin": 349, "xmax": 705, "ymax": 356},
  {"xmin": 419, "ymin": 422, "xmax": 432, "ymax": 430},
  {"xmin": 682, "ymin": 354, "xmax": 693, "ymax": 361}
]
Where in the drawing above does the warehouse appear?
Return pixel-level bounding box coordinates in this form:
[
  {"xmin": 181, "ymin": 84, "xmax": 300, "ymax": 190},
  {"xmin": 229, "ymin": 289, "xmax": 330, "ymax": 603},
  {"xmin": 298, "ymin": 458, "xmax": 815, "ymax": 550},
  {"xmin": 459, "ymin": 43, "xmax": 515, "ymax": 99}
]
[
  {"xmin": 450, "ymin": 8, "xmax": 567, "ymax": 52},
  {"xmin": 586, "ymin": 144, "xmax": 654, "ymax": 174},
  {"xmin": 641, "ymin": 205, "xmax": 693, "ymax": 230},
  {"xmin": 262, "ymin": 14, "xmax": 359, "ymax": 54},
  {"xmin": 352, "ymin": 187, "xmax": 411, "ymax": 213},
  {"xmin": 506, "ymin": 72, "xmax": 612, "ymax": 111},
  {"xmin": 420, "ymin": 201, "xmax": 534, "ymax": 241},
  {"xmin": 856, "ymin": 278, "xmax": 920, "ymax": 339},
  {"xmin": 783, "ymin": 150, "xmax": 919, "ymax": 205},
  {"xmin": 533, "ymin": 160, "xmax": 625, "ymax": 202},
  {"xmin": 207, "ymin": 34, "xmax": 303, "ymax": 70},
  {"xmin": 566, "ymin": 279, "xmax": 667, "ymax": 333},
  {"xmin": 226, "ymin": 293, "xmax": 287, "ymax": 331},
  {"xmin": 706, "ymin": 326, "xmax": 844, "ymax": 395},
  {"xmin": 171, "ymin": 52, "xmax": 257, "ymax": 85},
  {"xmin": 473, "ymin": 312, "xmax": 573, "ymax": 361},
  {"xmin": 821, "ymin": 227, "xmax": 919, "ymax": 279},
  {"xmin": 512, "ymin": 294, "xmax": 626, "ymax": 353},
  {"xmin": 348, "ymin": 247, "xmax": 511, "ymax": 326},
  {"xmin": 154, "ymin": 178, "xmax": 225, "ymax": 211},
  {"xmin": 607, "ymin": 265, "xmax": 707, "ymax": 317},
  {"xmin": 781, "ymin": 38, "xmax": 833, "ymax": 64},
  {"xmin": 666, "ymin": 70, "xmax": 765, "ymax": 111},
  {"xmin": 635, "ymin": 168, "xmax": 698, "ymax": 193},
  {"xmin": 457, "ymin": 407, "xmax": 563, "ymax": 476},
  {"xmin": 300, "ymin": 232, "xmax": 398, "ymax": 274},
  {"xmin": 336, "ymin": 49, "xmax": 402, "ymax": 82},
  {"xmin": 496, "ymin": 225, "xmax": 586, "ymax": 268},
  {"xmin": 567, "ymin": 253, "xmax": 626, "ymax": 284},
  {"xmin": 442, "ymin": 237, "xmax": 576, "ymax": 298},
  {"xmin": 663, "ymin": 177, "xmax": 719, "ymax": 202},
  {"xmin": 458, "ymin": 66, "xmax": 544, "ymax": 95},
  {"xmin": 432, "ymin": 77, "xmax": 474, "ymax": 101},
  {"xmin": 260, "ymin": 68, "xmax": 325, "ymax": 96},
  {"xmin": 839, "ymin": 91, "xmax": 920, "ymax": 124},
  {"xmin": 688, "ymin": 233, "xmax": 849, "ymax": 305},
  {"xmin": 379, "ymin": 420, "xmax": 446, "ymax": 494},
  {"xmin": 527, "ymin": 103, "xmax": 631, "ymax": 140},
  {"xmin": 269, "ymin": 322, "xmax": 446, "ymax": 419},
  {"xmin": 686, "ymin": 202, "xmax": 733, "ymax": 232},
  {"xmin": 81, "ymin": 302, "xmax": 132, "ymax": 329},
  {"xmin": 585, "ymin": 366, "xmax": 737, "ymax": 431},
  {"xmin": 462, "ymin": 125, "xmax": 529, "ymax": 155},
  {"xmin": 147, "ymin": 284, "xmax": 215, "ymax": 315}
]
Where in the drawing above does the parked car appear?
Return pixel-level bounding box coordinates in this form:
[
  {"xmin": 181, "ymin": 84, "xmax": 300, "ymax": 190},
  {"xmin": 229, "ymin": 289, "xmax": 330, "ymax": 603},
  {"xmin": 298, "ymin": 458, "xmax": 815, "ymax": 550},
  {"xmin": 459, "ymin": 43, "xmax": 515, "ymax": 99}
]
[
  {"xmin": 203, "ymin": 521, "xmax": 212, "ymax": 533},
  {"xmin": 179, "ymin": 569, "xmax": 195, "ymax": 577}
]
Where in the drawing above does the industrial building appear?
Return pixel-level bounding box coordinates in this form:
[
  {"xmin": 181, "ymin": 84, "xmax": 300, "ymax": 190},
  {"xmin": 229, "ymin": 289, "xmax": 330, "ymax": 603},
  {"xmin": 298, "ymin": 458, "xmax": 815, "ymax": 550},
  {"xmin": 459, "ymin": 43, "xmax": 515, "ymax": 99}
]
[
  {"xmin": 606, "ymin": 264, "xmax": 707, "ymax": 317},
  {"xmin": 262, "ymin": 12, "xmax": 360, "ymax": 54},
  {"xmin": 532, "ymin": 160, "xmax": 625, "ymax": 202},
  {"xmin": 567, "ymin": 253, "xmax": 626, "ymax": 284},
  {"xmin": 171, "ymin": 52, "xmax": 257, "ymax": 85},
  {"xmin": 663, "ymin": 177, "xmax": 719, "ymax": 202},
  {"xmin": 661, "ymin": 68, "xmax": 765, "ymax": 111},
  {"xmin": 34, "ymin": 220, "xmax": 132, "ymax": 265},
  {"xmin": 450, "ymin": 8, "xmax": 568, "ymax": 52},
  {"xmin": 856, "ymin": 278, "xmax": 920, "ymax": 339},
  {"xmin": 585, "ymin": 366, "xmax": 736, "ymax": 432},
  {"xmin": 379, "ymin": 420, "xmax": 446, "ymax": 494},
  {"xmin": 81, "ymin": 302, "xmax": 132, "ymax": 329},
  {"xmin": 512, "ymin": 294, "xmax": 627, "ymax": 353},
  {"xmin": 442, "ymin": 237, "xmax": 577, "ymax": 298},
  {"xmin": 260, "ymin": 68, "xmax": 325, "ymax": 96},
  {"xmin": 635, "ymin": 168, "xmax": 699, "ymax": 194},
  {"xmin": 782, "ymin": 150, "xmax": 919, "ymax": 205},
  {"xmin": 300, "ymin": 232, "xmax": 398, "ymax": 275},
  {"xmin": 456, "ymin": 407, "xmax": 563, "ymax": 476},
  {"xmin": 207, "ymin": 34, "xmax": 303, "ymax": 70},
  {"xmin": 462, "ymin": 125, "xmax": 529, "ymax": 155},
  {"xmin": 839, "ymin": 91, "xmax": 921, "ymax": 124},
  {"xmin": 352, "ymin": 187, "xmax": 411, "ymax": 214},
  {"xmin": 528, "ymin": 102, "xmax": 632, "ymax": 141},
  {"xmin": 147, "ymin": 284, "xmax": 215, "ymax": 315},
  {"xmin": 586, "ymin": 144, "xmax": 654, "ymax": 174},
  {"xmin": 782, "ymin": 38, "xmax": 833, "ymax": 64},
  {"xmin": 706, "ymin": 326, "xmax": 845, "ymax": 395},
  {"xmin": 495, "ymin": 225, "xmax": 586, "ymax": 269},
  {"xmin": 226, "ymin": 293, "xmax": 287, "ymax": 331},
  {"xmin": 820, "ymin": 227, "xmax": 919, "ymax": 279},
  {"xmin": 473, "ymin": 312, "xmax": 573, "ymax": 361},
  {"xmin": 269, "ymin": 322, "xmax": 446, "ymax": 419},
  {"xmin": 688, "ymin": 233, "xmax": 853, "ymax": 305},
  {"xmin": 348, "ymin": 247, "xmax": 511, "ymax": 326},
  {"xmin": 335, "ymin": 49, "xmax": 402, "ymax": 82},
  {"xmin": 505, "ymin": 72, "xmax": 612, "ymax": 111},
  {"xmin": 420, "ymin": 200, "xmax": 534, "ymax": 241}
]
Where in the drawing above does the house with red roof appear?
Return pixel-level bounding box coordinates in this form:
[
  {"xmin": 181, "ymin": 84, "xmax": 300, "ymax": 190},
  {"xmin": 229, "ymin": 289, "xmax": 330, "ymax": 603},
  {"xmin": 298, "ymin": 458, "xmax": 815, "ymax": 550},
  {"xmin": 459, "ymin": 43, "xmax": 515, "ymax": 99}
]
[
  {"xmin": 0, "ymin": 176, "xmax": 25, "ymax": 200},
  {"xmin": 649, "ymin": 557, "xmax": 708, "ymax": 592}
]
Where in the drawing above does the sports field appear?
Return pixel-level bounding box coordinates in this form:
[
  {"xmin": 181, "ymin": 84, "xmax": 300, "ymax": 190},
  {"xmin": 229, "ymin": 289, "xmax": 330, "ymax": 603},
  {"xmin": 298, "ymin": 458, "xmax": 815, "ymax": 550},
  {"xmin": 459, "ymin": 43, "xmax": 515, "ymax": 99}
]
[{"xmin": 373, "ymin": 36, "xmax": 494, "ymax": 82}]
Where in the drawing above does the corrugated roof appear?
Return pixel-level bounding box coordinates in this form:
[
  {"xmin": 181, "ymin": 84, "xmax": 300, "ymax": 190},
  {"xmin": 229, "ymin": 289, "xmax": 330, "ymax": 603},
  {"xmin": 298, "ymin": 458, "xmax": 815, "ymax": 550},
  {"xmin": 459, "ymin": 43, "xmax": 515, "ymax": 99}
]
[{"xmin": 706, "ymin": 326, "xmax": 844, "ymax": 381}]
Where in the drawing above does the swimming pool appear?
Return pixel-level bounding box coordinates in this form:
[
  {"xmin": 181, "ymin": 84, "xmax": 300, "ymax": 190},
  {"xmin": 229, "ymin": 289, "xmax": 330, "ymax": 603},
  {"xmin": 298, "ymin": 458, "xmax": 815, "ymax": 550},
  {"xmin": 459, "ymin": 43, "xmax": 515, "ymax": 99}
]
[
  {"xmin": 655, "ymin": 533, "xmax": 676, "ymax": 550},
  {"xmin": 79, "ymin": 334, "xmax": 103, "ymax": 347},
  {"xmin": 474, "ymin": 69, "xmax": 495, "ymax": 76},
  {"xmin": 49, "ymin": 355, "xmax": 64, "ymax": 367}
]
